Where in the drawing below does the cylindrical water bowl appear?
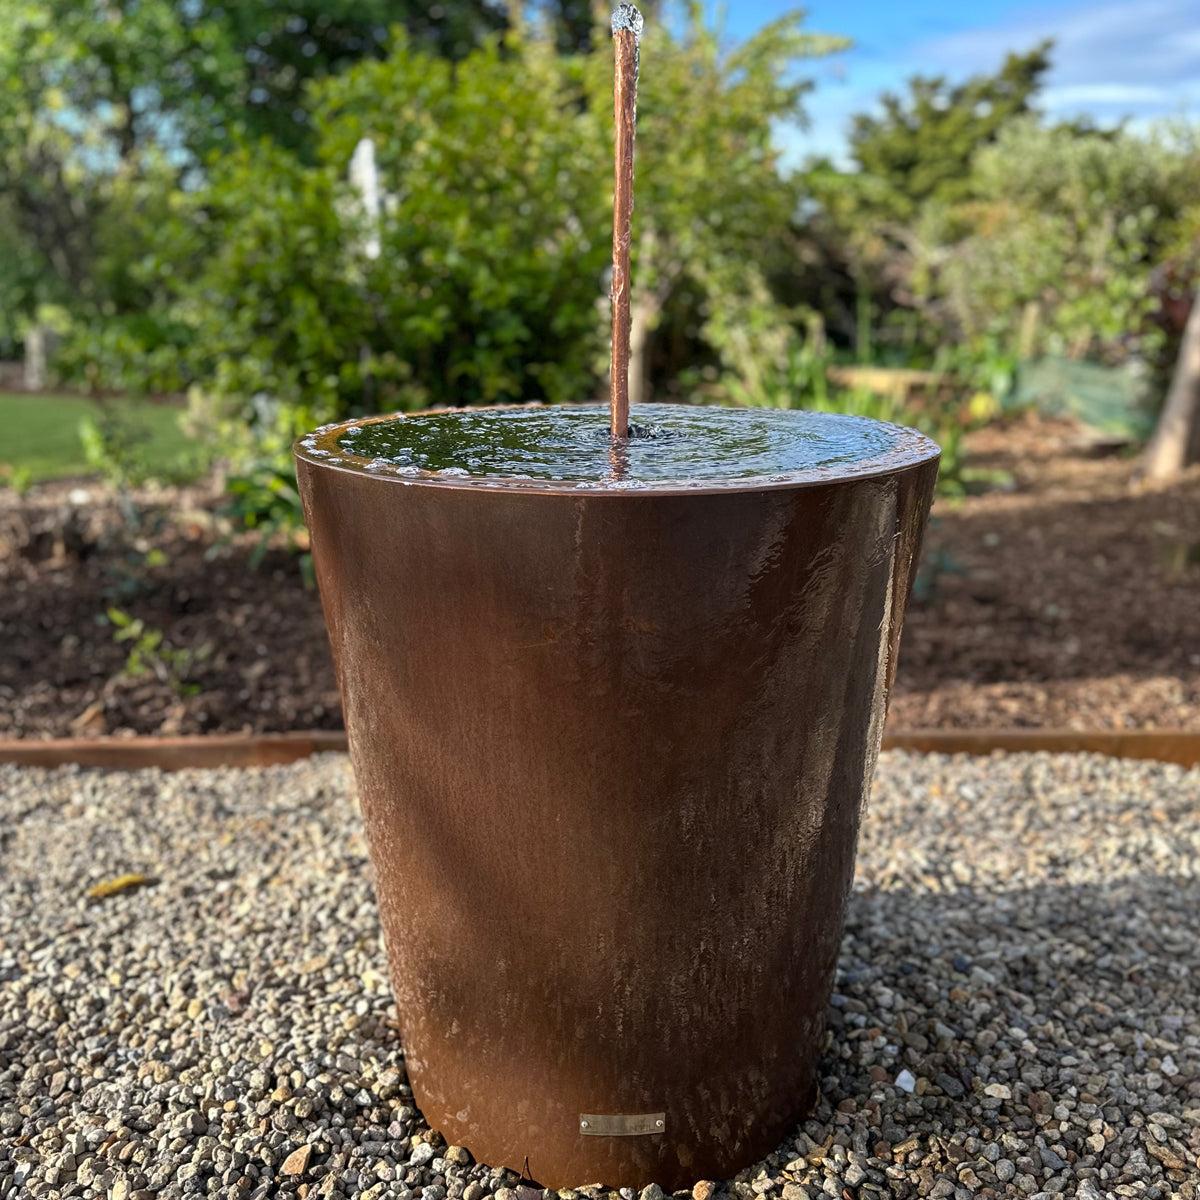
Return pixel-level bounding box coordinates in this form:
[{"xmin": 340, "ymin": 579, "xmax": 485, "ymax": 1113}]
[{"xmin": 295, "ymin": 405, "xmax": 939, "ymax": 1191}]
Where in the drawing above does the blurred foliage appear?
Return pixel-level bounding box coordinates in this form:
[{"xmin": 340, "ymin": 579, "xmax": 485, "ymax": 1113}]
[
  {"xmin": 0, "ymin": 200, "xmax": 55, "ymax": 355},
  {"xmin": 77, "ymin": 6, "xmax": 844, "ymax": 446},
  {"xmin": 106, "ymin": 607, "xmax": 211, "ymax": 696},
  {"xmin": 78, "ymin": 411, "xmax": 150, "ymax": 495},
  {"xmin": 201, "ymin": 0, "xmax": 510, "ymax": 153},
  {"xmin": 927, "ymin": 120, "xmax": 1200, "ymax": 360},
  {"xmin": 0, "ymin": 0, "xmax": 519, "ymax": 344},
  {"xmin": 845, "ymin": 44, "xmax": 1052, "ymax": 221},
  {"xmin": 218, "ymin": 460, "xmax": 315, "ymax": 586},
  {"xmin": 0, "ymin": 0, "xmax": 240, "ymax": 331},
  {"xmin": 801, "ymin": 49, "xmax": 1200, "ymax": 422},
  {"xmin": 0, "ymin": 463, "xmax": 34, "ymax": 495},
  {"xmin": 2, "ymin": 0, "xmax": 1199, "ymax": 481},
  {"xmin": 799, "ymin": 43, "xmax": 1053, "ymax": 350},
  {"xmin": 78, "ymin": 406, "xmax": 213, "ymax": 494}
]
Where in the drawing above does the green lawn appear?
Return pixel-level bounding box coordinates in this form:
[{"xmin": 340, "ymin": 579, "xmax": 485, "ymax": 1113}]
[{"xmin": 0, "ymin": 393, "xmax": 196, "ymax": 482}]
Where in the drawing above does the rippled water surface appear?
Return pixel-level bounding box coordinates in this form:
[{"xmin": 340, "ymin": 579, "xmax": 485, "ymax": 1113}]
[{"xmin": 302, "ymin": 404, "xmax": 933, "ymax": 487}]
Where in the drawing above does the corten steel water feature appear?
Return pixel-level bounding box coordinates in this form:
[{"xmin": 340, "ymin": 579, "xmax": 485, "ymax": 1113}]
[{"xmin": 296, "ymin": 415, "xmax": 938, "ymax": 1190}]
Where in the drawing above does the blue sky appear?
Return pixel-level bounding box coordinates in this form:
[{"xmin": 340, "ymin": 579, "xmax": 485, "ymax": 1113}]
[{"xmin": 701, "ymin": 0, "xmax": 1200, "ymax": 164}]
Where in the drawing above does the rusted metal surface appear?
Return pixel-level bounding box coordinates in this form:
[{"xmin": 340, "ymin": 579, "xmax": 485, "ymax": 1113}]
[
  {"xmin": 0, "ymin": 732, "xmax": 348, "ymax": 771},
  {"xmin": 296, "ymin": 440, "xmax": 938, "ymax": 1190}
]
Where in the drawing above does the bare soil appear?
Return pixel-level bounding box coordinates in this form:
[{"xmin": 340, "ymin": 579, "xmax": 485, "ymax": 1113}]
[{"xmin": 2, "ymin": 413, "xmax": 1198, "ymax": 738}]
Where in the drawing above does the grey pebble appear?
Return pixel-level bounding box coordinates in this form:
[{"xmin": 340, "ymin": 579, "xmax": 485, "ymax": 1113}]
[
  {"xmin": 411, "ymin": 1143, "xmax": 437, "ymax": 1167},
  {"xmin": 2, "ymin": 751, "xmax": 1198, "ymax": 1200},
  {"xmin": 1037, "ymin": 1146, "xmax": 1067, "ymax": 1171}
]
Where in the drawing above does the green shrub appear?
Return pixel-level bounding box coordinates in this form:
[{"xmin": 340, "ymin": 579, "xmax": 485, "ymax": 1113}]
[
  {"xmin": 81, "ymin": 10, "xmax": 843, "ymax": 454},
  {"xmin": 219, "ymin": 460, "xmax": 314, "ymax": 586},
  {"xmin": 78, "ymin": 408, "xmax": 212, "ymax": 493}
]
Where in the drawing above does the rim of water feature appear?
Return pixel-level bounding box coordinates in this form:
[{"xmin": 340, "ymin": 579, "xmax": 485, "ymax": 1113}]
[{"xmin": 295, "ymin": 402, "xmax": 941, "ymax": 496}]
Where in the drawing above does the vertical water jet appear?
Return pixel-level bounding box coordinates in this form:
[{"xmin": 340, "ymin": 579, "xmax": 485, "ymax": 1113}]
[{"xmin": 610, "ymin": 4, "xmax": 643, "ymax": 440}]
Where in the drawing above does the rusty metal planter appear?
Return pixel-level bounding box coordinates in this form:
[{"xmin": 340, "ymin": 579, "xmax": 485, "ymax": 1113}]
[{"xmin": 295, "ymin": 422, "xmax": 938, "ymax": 1191}]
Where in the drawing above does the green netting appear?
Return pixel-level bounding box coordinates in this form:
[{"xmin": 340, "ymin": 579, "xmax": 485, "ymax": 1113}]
[{"xmin": 1007, "ymin": 356, "xmax": 1156, "ymax": 439}]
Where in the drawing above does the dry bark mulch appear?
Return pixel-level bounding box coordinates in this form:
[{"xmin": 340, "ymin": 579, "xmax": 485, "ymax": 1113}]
[
  {"xmin": 890, "ymin": 416, "xmax": 1200, "ymax": 730},
  {"xmin": 2, "ymin": 413, "xmax": 1198, "ymax": 739}
]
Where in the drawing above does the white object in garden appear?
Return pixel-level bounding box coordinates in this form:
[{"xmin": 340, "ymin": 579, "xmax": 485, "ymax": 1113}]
[
  {"xmin": 349, "ymin": 137, "xmax": 381, "ymax": 261},
  {"xmin": 24, "ymin": 325, "xmax": 60, "ymax": 391}
]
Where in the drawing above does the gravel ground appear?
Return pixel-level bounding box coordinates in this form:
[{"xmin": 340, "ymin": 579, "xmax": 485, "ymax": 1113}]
[{"xmin": 1, "ymin": 751, "xmax": 1199, "ymax": 1200}]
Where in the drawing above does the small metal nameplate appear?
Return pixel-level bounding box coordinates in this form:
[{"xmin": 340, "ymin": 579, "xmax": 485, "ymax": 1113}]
[{"xmin": 579, "ymin": 1113, "xmax": 665, "ymax": 1137}]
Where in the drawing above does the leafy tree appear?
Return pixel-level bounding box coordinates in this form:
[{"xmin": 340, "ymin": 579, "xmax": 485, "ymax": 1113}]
[
  {"xmin": 205, "ymin": 0, "xmax": 509, "ymax": 154},
  {"xmin": 0, "ymin": 197, "xmax": 60, "ymax": 355},
  {"xmin": 250, "ymin": 30, "xmax": 605, "ymax": 414},
  {"xmin": 107, "ymin": 28, "xmax": 613, "ymax": 425},
  {"xmin": 94, "ymin": 6, "xmax": 844, "ymax": 435},
  {"xmin": 922, "ymin": 117, "xmax": 1200, "ymax": 359},
  {"xmin": 0, "ymin": 0, "xmax": 509, "ymax": 340},
  {"xmin": 798, "ymin": 42, "xmax": 1054, "ymax": 358},
  {"xmin": 0, "ymin": 0, "xmax": 507, "ymax": 169},
  {"xmin": 547, "ymin": 0, "xmax": 600, "ymax": 53},
  {"xmin": 847, "ymin": 42, "xmax": 1052, "ymax": 220},
  {"xmin": 797, "ymin": 41, "xmax": 1200, "ymax": 393},
  {"xmin": 0, "ymin": 0, "xmax": 243, "ymax": 312},
  {"xmin": 544, "ymin": 0, "xmax": 663, "ymax": 54}
]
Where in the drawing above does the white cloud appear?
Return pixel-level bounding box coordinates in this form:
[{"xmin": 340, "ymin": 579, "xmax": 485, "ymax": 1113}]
[
  {"xmin": 1040, "ymin": 83, "xmax": 1175, "ymax": 107},
  {"xmin": 776, "ymin": 0, "xmax": 1200, "ymax": 165},
  {"xmin": 916, "ymin": 0, "xmax": 1200, "ymax": 98}
]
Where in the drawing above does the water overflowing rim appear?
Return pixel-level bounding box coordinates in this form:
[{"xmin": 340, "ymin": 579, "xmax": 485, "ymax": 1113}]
[{"xmin": 293, "ymin": 402, "xmax": 941, "ymax": 496}]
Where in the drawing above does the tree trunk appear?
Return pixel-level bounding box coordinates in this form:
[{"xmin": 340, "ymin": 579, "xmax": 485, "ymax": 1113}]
[
  {"xmin": 628, "ymin": 292, "xmax": 660, "ymax": 407},
  {"xmin": 621, "ymin": 226, "xmax": 671, "ymax": 408},
  {"xmin": 1141, "ymin": 293, "xmax": 1200, "ymax": 481}
]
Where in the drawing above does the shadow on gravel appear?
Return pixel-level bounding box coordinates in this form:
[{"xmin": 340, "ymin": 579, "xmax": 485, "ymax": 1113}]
[{"xmin": 805, "ymin": 871, "xmax": 1200, "ymax": 1128}]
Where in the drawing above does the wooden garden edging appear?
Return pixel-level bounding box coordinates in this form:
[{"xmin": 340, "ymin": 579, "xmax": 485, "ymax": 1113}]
[
  {"xmin": 882, "ymin": 728, "xmax": 1200, "ymax": 768},
  {"xmin": 0, "ymin": 732, "xmax": 348, "ymax": 770},
  {"xmin": 1, "ymin": 729, "xmax": 1199, "ymax": 771}
]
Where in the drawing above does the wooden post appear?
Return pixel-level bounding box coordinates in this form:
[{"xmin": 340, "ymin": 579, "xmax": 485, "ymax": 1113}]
[{"xmin": 1141, "ymin": 289, "xmax": 1200, "ymax": 481}]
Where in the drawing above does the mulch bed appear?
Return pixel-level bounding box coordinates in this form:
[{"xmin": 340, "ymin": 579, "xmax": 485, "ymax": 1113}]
[
  {"xmin": 3, "ymin": 413, "xmax": 1199, "ymax": 739},
  {"xmin": 891, "ymin": 416, "xmax": 1200, "ymax": 731}
]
